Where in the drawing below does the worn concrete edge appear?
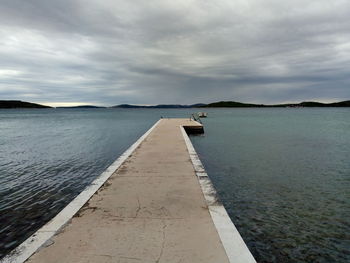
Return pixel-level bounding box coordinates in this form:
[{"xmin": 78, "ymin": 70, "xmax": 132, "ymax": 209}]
[
  {"xmin": 1, "ymin": 119, "xmax": 162, "ymax": 263},
  {"xmin": 180, "ymin": 126, "xmax": 256, "ymax": 263}
]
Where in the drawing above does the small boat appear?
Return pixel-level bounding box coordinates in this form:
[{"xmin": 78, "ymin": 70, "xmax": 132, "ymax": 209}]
[{"xmin": 198, "ymin": 112, "xmax": 208, "ymax": 118}]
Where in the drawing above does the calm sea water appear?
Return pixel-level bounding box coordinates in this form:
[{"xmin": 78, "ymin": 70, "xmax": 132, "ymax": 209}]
[
  {"xmin": 191, "ymin": 108, "xmax": 350, "ymax": 263},
  {"xmin": 0, "ymin": 108, "xmax": 349, "ymax": 262}
]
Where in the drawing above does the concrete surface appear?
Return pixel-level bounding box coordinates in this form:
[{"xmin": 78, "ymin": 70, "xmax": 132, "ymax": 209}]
[{"xmin": 26, "ymin": 119, "xmax": 231, "ymax": 263}]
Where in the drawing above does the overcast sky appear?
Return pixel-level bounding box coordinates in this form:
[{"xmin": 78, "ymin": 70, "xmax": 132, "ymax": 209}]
[{"xmin": 0, "ymin": 0, "xmax": 349, "ymax": 106}]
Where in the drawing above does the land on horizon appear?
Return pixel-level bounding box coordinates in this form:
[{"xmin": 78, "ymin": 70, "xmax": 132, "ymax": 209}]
[{"xmin": 0, "ymin": 100, "xmax": 349, "ymax": 109}]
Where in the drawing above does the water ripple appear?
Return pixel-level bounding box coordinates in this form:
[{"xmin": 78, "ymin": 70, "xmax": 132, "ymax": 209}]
[{"xmin": 0, "ymin": 108, "xmax": 158, "ymax": 258}]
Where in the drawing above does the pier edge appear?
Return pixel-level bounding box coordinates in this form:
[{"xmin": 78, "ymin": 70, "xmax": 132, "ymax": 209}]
[
  {"xmin": 180, "ymin": 126, "xmax": 256, "ymax": 263},
  {"xmin": 0, "ymin": 120, "xmax": 162, "ymax": 263}
]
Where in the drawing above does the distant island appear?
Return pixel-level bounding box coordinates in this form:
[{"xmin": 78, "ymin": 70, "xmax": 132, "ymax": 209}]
[
  {"xmin": 202, "ymin": 100, "xmax": 350, "ymax": 108},
  {"xmin": 0, "ymin": 100, "xmax": 51, "ymax": 109},
  {"xmin": 1, "ymin": 100, "xmax": 349, "ymax": 109}
]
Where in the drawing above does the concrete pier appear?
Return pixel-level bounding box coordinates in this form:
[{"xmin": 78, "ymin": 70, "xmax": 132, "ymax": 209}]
[{"xmin": 2, "ymin": 119, "xmax": 255, "ymax": 263}]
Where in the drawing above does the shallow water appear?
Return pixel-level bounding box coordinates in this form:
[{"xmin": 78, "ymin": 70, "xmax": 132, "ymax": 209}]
[
  {"xmin": 190, "ymin": 108, "xmax": 350, "ymax": 262},
  {"xmin": 0, "ymin": 108, "xmax": 157, "ymax": 258},
  {"xmin": 0, "ymin": 108, "xmax": 349, "ymax": 262}
]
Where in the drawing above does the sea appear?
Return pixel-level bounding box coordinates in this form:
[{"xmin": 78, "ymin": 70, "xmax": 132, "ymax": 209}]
[{"xmin": 0, "ymin": 108, "xmax": 349, "ymax": 262}]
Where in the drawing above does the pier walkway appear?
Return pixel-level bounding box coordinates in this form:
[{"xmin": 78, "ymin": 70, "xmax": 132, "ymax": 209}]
[{"xmin": 3, "ymin": 119, "xmax": 255, "ymax": 263}]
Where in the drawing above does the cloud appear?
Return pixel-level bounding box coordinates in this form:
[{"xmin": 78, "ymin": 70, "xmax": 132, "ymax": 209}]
[{"xmin": 0, "ymin": 0, "xmax": 349, "ymax": 106}]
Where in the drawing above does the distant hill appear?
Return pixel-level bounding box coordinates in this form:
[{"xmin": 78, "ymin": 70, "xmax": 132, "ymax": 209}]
[
  {"xmin": 0, "ymin": 100, "xmax": 51, "ymax": 109},
  {"xmin": 112, "ymin": 103, "xmax": 206, "ymax": 108},
  {"xmin": 274, "ymin": 100, "xmax": 350, "ymax": 107},
  {"xmin": 203, "ymin": 101, "xmax": 264, "ymax": 107},
  {"xmin": 298, "ymin": 101, "xmax": 328, "ymax": 107},
  {"xmin": 202, "ymin": 100, "xmax": 350, "ymax": 108},
  {"xmin": 328, "ymin": 100, "xmax": 350, "ymax": 107}
]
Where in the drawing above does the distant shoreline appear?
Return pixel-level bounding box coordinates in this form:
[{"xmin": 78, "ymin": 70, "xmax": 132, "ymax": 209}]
[
  {"xmin": 0, "ymin": 99, "xmax": 349, "ymax": 109},
  {"xmin": 201, "ymin": 100, "xmax": 350, "ymax": 108}
]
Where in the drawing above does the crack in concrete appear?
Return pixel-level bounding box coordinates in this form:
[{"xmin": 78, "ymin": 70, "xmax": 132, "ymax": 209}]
[
  {"xmin": 155, "ymin": 220, "xmax": 167, "ymax": 263},
  {"xmin": 135, "ymin": 197, "xmax": 141, "ymax": 218}
]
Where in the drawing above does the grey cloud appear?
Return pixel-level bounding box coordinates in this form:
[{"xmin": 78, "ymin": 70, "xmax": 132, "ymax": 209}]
[{"xmin": 0, "ymin": 0, "xmax": 349, "ymax": 106}]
